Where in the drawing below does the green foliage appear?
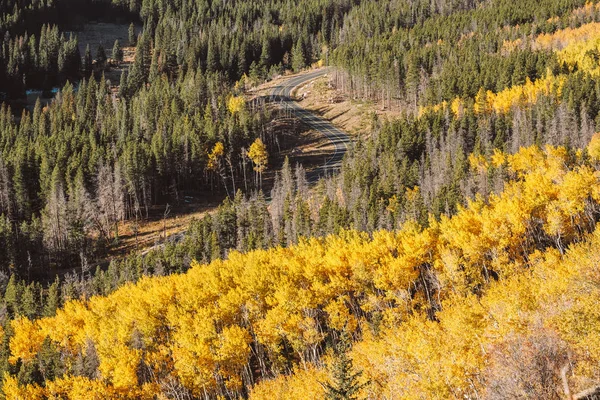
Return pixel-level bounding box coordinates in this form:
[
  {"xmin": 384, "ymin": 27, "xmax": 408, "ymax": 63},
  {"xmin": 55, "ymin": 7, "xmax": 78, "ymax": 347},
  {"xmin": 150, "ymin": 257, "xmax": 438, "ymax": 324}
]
[
  {"xmin": 112, "ymin": 40, "xmax": 123, "ymax": 63},
  {"xmin": 323, "ymin": 331, "xmax": 367, "ymax": 400},
  {"xmin": 128, "ymin": 22, "xmax": 136, "ymax": 46},
  {"xmin": 292, "ymin": 39, "xmax": 307, "ymax": 72}
]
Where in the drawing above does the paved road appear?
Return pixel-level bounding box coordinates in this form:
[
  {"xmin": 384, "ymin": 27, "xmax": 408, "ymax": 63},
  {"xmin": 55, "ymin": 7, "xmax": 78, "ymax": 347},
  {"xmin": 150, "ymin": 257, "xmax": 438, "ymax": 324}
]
[
  {"xmin": 127, "ymin": 70, "xmax": 351, "ymax": 257},
  {"xmin": 270, "ymin": 68, "xmax": 351, "ymax": 181}
]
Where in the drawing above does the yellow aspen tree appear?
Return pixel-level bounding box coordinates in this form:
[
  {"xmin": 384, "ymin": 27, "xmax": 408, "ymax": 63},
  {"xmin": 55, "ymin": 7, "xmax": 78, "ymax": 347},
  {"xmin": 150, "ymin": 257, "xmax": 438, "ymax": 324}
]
[
  {"xmin": 587, "ymin": 132, "xmax": 600, "ymax": 161},
  {"xmin": 207, "ymin": 142, "xmax": 224, "ymax": 171},
  {"xmin": 227, "ymin": 95, "xmax": 245, "ymax": 115},
  {"xmin": 248, "ymin": 138, "xmax": 268, "ymax": 188}
]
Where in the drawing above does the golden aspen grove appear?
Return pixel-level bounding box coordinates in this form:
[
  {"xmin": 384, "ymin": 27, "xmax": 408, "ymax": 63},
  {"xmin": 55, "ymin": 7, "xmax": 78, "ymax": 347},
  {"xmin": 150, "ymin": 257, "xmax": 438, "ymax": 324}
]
[{"xmin": 5, "ymin": 141, "xmax": 600, "ymax": 398}]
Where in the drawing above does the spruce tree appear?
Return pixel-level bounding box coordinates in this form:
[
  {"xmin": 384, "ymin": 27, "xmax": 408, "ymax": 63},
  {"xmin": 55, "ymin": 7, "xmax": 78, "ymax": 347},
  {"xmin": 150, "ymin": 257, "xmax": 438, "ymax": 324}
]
[
  {"xmin": 128, "ymin": 23, "xmax": 136, "ymax": 46},
  {"xmin": 112, "ymin": 40, "xmax": 123, "ymax": 63},
  {"xmin": 96, "ymin": 44, "xmax": 107, "ymax": 69},
  {"xmin": 83, "ymin": 44, "xmax": 93, "ymax": 77},
  {"xmin": 127, "ymin": 46, "xmax": 145, "ymax": 94},
  {"xmin": 206, "ymin": 39, "xmax": 219, "ymax": 73},
  {"xmin": 4, "ymin": 275, "xmax": 21, "ymax": 317},
  {"xmin": 323, "ymin": 331, "xmax": 367, "ymax": 400},
  {"xmin": 118, "ymin": 69, "xmax": 128, "ymax": 98},
  {"xmin": 259, "ymin": 36, "xmax": 271, "ymax": 75},
  {"xmin": 21, "ymin": 283, "xmax": 38, "ymax": 318},
  {"xmin": 292, "ymin": 39, "xmax": 306, "ymax": 72},
  {"xmin": 43, "ymin": 277, "xmax": 60, "ymax": 317}
]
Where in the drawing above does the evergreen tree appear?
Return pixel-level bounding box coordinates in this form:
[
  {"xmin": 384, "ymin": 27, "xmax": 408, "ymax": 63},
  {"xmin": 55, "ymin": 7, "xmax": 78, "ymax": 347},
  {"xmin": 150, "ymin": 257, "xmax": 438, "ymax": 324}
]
[
  {"xmin": 128, "ymin": 23, "xmax": 137, "ymax": 46},
  {"xmin": 4, "ymin": 274, "xmax": 21, "ymax": 317},
  {"xmin": 112, "ymin": 40, "xmax": 123, "ymax": 63},
  {"xmin": 118, "ymin": 69, "xmax": 128, "ymax": 98},
  {"xmin": 21, "ymin": 283, "xmax": 38, "ymax": 318},
  {"xmin": 96, "ymin": 44, "xmax": 107, "ymax": 69},
  {"xmin": 292, "ymin": 39, "xmax": 306, "ymax": 72},
  {"xmin": 127, "ymin": 45, "xmax": 145, "ymax": 94},
  {"xmin": 323, "ymin": 331, "xmax": 367, "ymax": 400},
  {"xmin": 83, "ymin": 44, "xmax": 93, "ymax": 77},
  {"xmin": 43, "ymin": 278, "xmax": 60, "ymax": 317},
  {"xmin": 206, "ymin": 39, "xmax": 219, "ymax": 73},
  {"xmin": 260, "ymin": 36, "xmax": 271, "ymax": 75}
]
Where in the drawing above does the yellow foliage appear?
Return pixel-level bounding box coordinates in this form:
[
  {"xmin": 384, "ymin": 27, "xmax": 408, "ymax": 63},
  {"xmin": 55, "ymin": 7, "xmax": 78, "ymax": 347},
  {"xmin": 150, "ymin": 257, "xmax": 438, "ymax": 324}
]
[
  {"xmin": 207, "ymin": 141, "xmax": 224, "ymax": 171},
  {"xmin": 249, "ymin": 364, "xmax": 327, "ymax": 400},
  {"xmin": 500, "ymin": 38, "xmax": 524, "ymax": 55},
  {"xmin": 491, "ymin": 148, "xmax": 507, "ymax": 168},
  {"xmin": 325, "ymin": 297, "xmax": 357, "ymax": 331},
  {"xmin": 533, "ymin": 20, "xmax": 600, "ymax": 76},
  {"xmin": 3, "ymin": 373, "xmax": 45, "ymax": 399},
  {"xmin": 248, "ymin": 138, "xmax": 268, "ymax": 173},
  {"xmin": 8, "ymin": 318, "xmax": 45, "ymax": 364},
  {"xmin": 535, "ymin": 21, "xmax": 600, "ymax": 51},
  {"xmin": 557, "ymin": 37, "xmax": 600, "ymax": 76},
  {"xmin": 486, "ymin": 75, "xmax": 565, "ymax": 114},
  {"xmin": 418, "ymin": 100, "xmax": 447, "ymax": 118},
  {"xmin": 6, "ymin": 143, "xmax": 600, "ymax": 398},
  {"xmin": 227, "ymin": 95, "xmax": 245, "ymax": 115},
  {"xmin": 44, "ymin": 376, "xmax": 123, "ymax": 400},
  {"xmin": 571, "ymin": 1, "xmax": 600, "ymax": 19},
  {"xmin": 588, "ymin": 132, "xmax": 600, "ymax": 161},
  {"xmin": 420, "ymin": 74, "xmax": 565, "ymax": 117},
  {"xmin": 450, "ymin": 97, "xmax": 463, "ymax": 118},
  {"xmin": 386, "ymin": 194, "xmax": 399, "ymax": 214},
  {"xmin": 98, "ymin": 345, "xmax": 142, "ymax": 390},
  {"xmin": 469, "ymin": 153, "xmax": 489, "ymax": 173}
]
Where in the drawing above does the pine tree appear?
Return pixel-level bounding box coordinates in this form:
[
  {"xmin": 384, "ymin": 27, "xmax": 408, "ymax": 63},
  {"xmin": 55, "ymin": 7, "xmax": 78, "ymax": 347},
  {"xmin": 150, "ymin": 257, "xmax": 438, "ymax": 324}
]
[
  {"xmin": 323, "ymin": 331, "xmax": 367, "ymax": 400},
  {"xmin": 128, "ymin": 23, "xmax": 137, "ymax": 46},
  {"xmin": 43, "ymin": 278, "xmax": 60, "ymax": 317},
  {"xmin": 96, "ymin": 44, "xmax": 107, "ymax": 69},
  {"xmin": 0, "ymin": 217, "xmax": 14, "ymax": 270},
  {"xmin": 206, "ymin": 39, "xmax": 219, "ymax": 73},
  {"xmin": 210, "ymin": 230, "xmax": 221, "ymax": 261},
  {"xmin": 260, "ymin": 36, "xmax": 271, "ymax": 75},
  {"xmin": 292, "ymin": 39, "xmax": 306, "ymax": 72},
  {"xmin": 4, "ymin": 274, "xmax": 21, "ymax": 317},
  {"xmin": 0, "ymin": 157, "xmax": 13, "ymax": 218},
  {"xmin": 21, "ymin": 283, "xmax": 38, "ymax": 319},
  {"xmin": 118, "ymin": 69, "xmax": 128, "ymax": 98},
  {"xmin": 83, "ymin": 44, "xmax": 93, "ymax": 77},
  {"xmin": 112, "ymin": 40, "xmax": 123, "ymax": 64},
  {"xmin": 127, "ymin": 45, "xmax": 145, "ymax": 94}
]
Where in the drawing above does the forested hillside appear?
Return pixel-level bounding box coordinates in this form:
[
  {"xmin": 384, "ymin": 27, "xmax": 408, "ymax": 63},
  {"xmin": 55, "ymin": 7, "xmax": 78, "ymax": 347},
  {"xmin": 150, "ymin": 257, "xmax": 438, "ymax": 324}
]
[
  {"xmin": 5, "ymin": 142, "xmax": 600, "ymax": 398},
  {"xmin": 2, "ymin": 0, "xmax": 600, "ymax": 398},
  {"xmin": 0, "ymin": 0, "xmax": 355, "ymax": 274}
]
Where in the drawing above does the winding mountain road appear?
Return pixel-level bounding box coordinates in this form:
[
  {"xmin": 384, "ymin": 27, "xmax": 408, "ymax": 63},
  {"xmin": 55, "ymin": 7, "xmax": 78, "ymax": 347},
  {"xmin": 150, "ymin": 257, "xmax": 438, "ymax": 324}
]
[
  {"xmin": 130, "ymin": 70, "xmax": 352, "ymax": 256},
  {"xmin": 270, "ymin": 68, "xmax": 351, "ymax": 181}
]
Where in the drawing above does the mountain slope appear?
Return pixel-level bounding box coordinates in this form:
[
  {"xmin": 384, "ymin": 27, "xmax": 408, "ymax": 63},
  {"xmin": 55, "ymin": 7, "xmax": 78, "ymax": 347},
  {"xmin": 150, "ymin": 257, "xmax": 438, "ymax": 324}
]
[{"xmin": 5, "ymin": 140, "xmax": 600, "ymax": 398}]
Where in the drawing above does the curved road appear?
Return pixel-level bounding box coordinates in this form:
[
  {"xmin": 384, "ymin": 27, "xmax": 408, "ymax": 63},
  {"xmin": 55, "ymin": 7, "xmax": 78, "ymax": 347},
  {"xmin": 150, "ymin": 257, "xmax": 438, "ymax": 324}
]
[
  {"xmin": 270, "ymin": 68, "xmax": 351, "ymax": 181},
  {"xmin": 138, "ymin": 70, "xmax": 351, "ymax": 255}
]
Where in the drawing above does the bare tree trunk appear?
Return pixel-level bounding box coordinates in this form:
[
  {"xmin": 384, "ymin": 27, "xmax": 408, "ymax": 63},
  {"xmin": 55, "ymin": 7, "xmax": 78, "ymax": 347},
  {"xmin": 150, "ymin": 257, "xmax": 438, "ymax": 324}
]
[
  {"xmin": 163, "ymin": 203, "xmax": 171, "ymax": 240},
  {"xmin": 226, "ymin": 154, "xmax": 236, "ymax": 195}
]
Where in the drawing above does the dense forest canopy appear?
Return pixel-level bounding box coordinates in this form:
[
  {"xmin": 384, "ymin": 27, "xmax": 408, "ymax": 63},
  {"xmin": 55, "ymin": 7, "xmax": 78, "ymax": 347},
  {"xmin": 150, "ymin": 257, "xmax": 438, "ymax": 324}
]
[
  {"xmin": 6, "ymin": 142, "xmax": 600, "ymax": 398},
  {"xmin": 1, "ymin": 0, "xmax": 600, "ymax": 398}
]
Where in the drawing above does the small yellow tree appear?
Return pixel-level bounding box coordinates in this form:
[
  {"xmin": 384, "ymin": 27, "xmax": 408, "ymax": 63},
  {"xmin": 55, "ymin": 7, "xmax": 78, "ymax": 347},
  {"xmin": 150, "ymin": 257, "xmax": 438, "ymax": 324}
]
[
  {"xmin": 227, "ymin": 95, "xmax": 245, "ymax": 115},
  {"xmin": 248, "ymin": 138, "xmax": 268, "ymax": 188},
  {"xmin": 587, "ymin": 132, "xmax": 600, "ymax": 162},
  {"xmin": 207, "ymin": 142, "xmax": 224, "ymax": 171},
  {"xmin": 207, "ymin": 142, "xmax": 230, "ymax": 195}
]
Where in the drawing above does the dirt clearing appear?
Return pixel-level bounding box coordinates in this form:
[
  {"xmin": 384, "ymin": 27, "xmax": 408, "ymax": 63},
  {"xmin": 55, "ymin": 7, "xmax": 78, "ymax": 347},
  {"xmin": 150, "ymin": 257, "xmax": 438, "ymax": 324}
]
[
  {"xmin": 67, "ymin": 22, "xmax": 142, "ymax": 58},
  {"xmin": 294, "ymin": 73, "xmax": 404, "ymax": 135}
]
